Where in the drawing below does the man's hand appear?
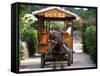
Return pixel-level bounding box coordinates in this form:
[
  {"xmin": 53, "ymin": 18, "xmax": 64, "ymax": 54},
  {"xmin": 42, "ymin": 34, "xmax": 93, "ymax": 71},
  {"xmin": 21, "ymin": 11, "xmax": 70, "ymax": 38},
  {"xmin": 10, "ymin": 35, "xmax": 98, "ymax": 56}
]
[{"xmin": 51, "ymin": 40, "xmax": 57, "ymax": 44}]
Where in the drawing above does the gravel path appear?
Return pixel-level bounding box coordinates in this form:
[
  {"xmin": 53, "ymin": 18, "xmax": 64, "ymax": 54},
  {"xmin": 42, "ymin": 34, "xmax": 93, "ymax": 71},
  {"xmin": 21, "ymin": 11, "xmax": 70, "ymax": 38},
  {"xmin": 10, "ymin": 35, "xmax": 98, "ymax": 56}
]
[{"xmin": 19, "ymin": 53, "xmax": 96, "ymax": 71}]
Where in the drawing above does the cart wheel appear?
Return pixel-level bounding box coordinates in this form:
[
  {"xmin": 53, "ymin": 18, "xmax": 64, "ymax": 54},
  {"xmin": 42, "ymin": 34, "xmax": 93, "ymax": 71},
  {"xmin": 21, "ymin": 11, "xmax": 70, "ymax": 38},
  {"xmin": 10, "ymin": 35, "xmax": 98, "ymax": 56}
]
[
  {"xmin": 71, "ymin": 51, "xmax": 73, "ymax": 64},
  {"xmin": 67, "ymin": 51, "xmax": 71, "ymax": 66},
  {"xmin": 41, "ymin": 54, "xmax": 45, "ymax": 68}
]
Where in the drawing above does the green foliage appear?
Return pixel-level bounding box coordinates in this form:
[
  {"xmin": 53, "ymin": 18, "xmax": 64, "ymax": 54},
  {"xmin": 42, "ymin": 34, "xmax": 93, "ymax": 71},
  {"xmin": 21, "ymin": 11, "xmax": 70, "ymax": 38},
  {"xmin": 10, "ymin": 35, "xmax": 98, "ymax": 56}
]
[
  {"xmin": 67, "ymin": 7, "xmax": 96, "ymax": 20},
  {"xmin": 71, "ymin": 7, "xmax": 97, "ymax": 64},
  {"xmin": 82, "ymin": 25, "xmax": 97, "ymax": 64},
  {"xmin": 44, "ymin": 21, "xmax": 65, "ymax": 31},
  {"xmin": 19, "ymin": 4, "xmax": 39, "ymax": 58},
  {"xmin": 66, "ymin": 7, "xmax": 96, "ymax": 26},
  {"xmin": 26, "ymin": 27, "xmax": 38, "ymax": 56},
  {"xmin": 50, "ymin": 21, "xmax": 64, "ymax": 30},
  {"xmin": 20, "ymin": 20, "xmax": 38, "ymax": 57}
]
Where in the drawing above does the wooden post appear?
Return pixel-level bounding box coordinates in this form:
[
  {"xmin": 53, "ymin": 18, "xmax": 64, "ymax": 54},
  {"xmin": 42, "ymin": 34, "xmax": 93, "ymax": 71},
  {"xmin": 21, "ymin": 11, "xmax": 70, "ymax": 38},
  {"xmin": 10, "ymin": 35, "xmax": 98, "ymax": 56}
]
[
  {"xmin": 49, "ymin": 20, "xmax": 50, "ymax": 30},
  {"xmin": 71, "ymin": 20, "xmax": 73, "ymax": 64},
  {"xmin": 38, "ymin": 16, "xmax": 45, "ymax": 29},
  {"xmin": 63, "ymin": 20, "xmax": 66, "ymax": 31},
  {"xmin": 65, "ymin": 20, "xmax": 67, "ymax": 31},
  {"xmin": 45, "ymin": 20, "xmax": 47, "ymax": 32}
]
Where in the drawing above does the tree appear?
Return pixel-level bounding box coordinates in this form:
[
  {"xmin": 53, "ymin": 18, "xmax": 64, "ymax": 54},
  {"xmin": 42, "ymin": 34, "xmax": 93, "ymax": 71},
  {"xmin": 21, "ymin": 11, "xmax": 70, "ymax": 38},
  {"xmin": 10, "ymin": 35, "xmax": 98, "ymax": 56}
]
[
  {"xmin": 65, "ymin": 7, "xmax": 96, "ymax": 25},
  {"xmin": 19, "ymin": 4, "xmax": 40, "ymax": 57}
]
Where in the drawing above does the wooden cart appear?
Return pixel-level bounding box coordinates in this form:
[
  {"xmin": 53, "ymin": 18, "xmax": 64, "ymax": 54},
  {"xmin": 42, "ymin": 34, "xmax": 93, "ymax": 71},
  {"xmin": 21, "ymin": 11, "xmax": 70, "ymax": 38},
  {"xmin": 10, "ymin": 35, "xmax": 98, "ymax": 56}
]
[{"xmin": 32, "ymin": 7, "xmax": 76, "ymax": 68}]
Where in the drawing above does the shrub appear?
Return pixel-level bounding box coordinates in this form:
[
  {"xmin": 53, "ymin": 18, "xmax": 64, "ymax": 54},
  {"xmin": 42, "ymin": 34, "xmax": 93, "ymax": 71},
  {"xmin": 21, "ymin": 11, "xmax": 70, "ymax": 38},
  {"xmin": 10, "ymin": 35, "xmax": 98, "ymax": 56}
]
[
  {"xmin": 82, "ymin": 25, "xmax": 97, "ymax": 64},
  {"xmin": 19, "ymin": 14, "xmax": 38, "ymax": 58}
]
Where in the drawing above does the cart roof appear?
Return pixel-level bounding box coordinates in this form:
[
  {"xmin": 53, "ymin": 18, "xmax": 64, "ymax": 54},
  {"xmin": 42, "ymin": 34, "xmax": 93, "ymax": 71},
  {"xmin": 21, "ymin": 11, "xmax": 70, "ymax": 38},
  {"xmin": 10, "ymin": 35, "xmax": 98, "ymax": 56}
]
[{"xmin": 32, "ymin": 7, "xmax": 77, "ymax": 19}]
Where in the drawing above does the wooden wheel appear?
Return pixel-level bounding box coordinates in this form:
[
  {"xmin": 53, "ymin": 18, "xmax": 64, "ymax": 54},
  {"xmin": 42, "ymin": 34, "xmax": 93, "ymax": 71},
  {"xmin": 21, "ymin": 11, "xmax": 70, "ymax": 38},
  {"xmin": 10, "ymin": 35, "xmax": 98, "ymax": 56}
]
[
  {"xmin": 67, "ymin": 50, "xmax": 71, "ymax": 66},
  {"xmin": 41, "ymin": 54, "xmax": 45, "ymax": 68}
]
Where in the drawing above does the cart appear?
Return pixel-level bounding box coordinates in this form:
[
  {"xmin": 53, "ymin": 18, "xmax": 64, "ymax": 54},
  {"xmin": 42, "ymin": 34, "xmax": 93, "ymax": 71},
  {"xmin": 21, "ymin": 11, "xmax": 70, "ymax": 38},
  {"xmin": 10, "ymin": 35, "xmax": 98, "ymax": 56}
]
[{"xmin": 32, "ymin": 7, "xmax": 76, "ymax": 68}]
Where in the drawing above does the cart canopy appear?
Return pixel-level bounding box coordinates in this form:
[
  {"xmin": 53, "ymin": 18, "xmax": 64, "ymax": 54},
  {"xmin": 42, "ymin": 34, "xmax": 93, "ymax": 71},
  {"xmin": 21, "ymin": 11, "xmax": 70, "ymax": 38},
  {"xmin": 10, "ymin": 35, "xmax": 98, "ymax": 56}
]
[{"xmin": 32, "ymin": 7, "xmax": 77, "ymax": 20}]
